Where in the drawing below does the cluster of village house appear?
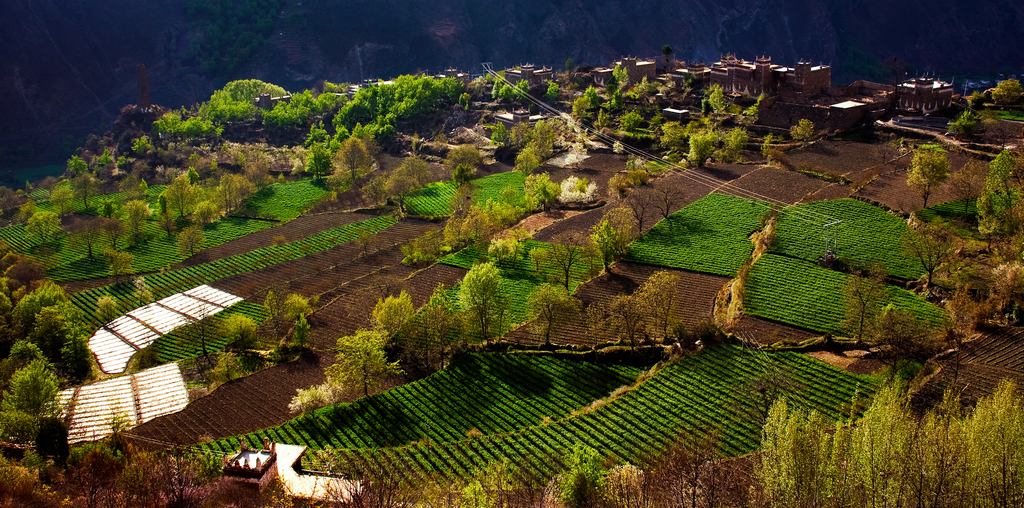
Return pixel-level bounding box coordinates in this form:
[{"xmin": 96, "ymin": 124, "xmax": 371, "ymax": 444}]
[
  {"xmin": 495, "ymin": 55, "xmax": 954, "ymax": 133},
  {"xmin": 249, "ymin": 54, "xmax": 955, "ymax": 135}
]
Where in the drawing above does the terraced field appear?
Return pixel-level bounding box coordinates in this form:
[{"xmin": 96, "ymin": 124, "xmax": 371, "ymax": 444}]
[
  {"xmin": 70, "ymin": 215, "xmax": 398, "ymax": 326},
  {"xmin": 3, "ymin": 179, "xmax": 329, "ymax": 281},
  {"xmin": 236, "ymin": 179, "xmax": 329, "ymax": 220},
  {"xmin": 744, "ymin": 254, "xmax": 944, "ymax": 335},
  {"xmin": 627, "ymin": 193, "xmax": 772, "ymax": 276},
  {"xmin": 507, "ymin": 262, "xmax": 729, "ymax": 346},
  {"xmin": 437, "ymin": 240, "xmax": 597, "ymax": 338},
  {"xmin": 771, "ymin": 199, "xmax": 924, "ymax": 280},
  {"xmin": 404, "ymin": 171, "xmax": 526, "ymax": 218},
  {"xmin": 151, "ymin": 302, "xmax": 270, "ymax": 363},
  {"xmin": 197, "ymin": 346, "xmax": 877, "ymax": 481}
]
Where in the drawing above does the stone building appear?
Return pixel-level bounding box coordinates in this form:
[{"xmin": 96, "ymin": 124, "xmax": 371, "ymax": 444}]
[
  {"xmin": 592, "ymin": 57, "xmax": 657, "ymax": 86},
  {"xmin": 897, "ymin": 78, "xmax": 954, "ymax": 114},
  {"xmin": 254, "ymin": 93, "xmax": 291, "ymax": 110},
  {"xmin": 437, "ymin": 68, "xmax": 471, "ymax": 82},
  {"xmin": 701, "ymin": 55, "xmax": 831, "ymax": 98},
  {"xmin": 505, "ymin": 64, "xmax": 552, "ymax": 87}
]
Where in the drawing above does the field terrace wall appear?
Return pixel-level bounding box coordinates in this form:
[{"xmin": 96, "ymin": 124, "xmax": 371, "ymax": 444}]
[
  {"xmin": 59, "ymin": 364, "xmax": 189, "ymax": 443},
  {"xmin": 89, "ymin": 285, "xmax": 244, "ymax": 374}
]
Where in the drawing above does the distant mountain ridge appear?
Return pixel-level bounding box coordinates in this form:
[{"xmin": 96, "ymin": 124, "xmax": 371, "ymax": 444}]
[{"xmin": 2, "ymin": 0, "xmax": 1022, "ymax": 172}]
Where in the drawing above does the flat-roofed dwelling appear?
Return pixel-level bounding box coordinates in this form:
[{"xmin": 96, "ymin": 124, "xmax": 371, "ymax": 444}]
[
  {"xmin": 706, "ymin": 55, "xmax": 831, "ymax": 98},
  {"xmin": 505, "ymin": 64, "xmax": 552, "ymax": 87},
  {"xmin": 254, "ymin": 93, "xmax": 291, "ymax": 110},
  {"xmin": 437, "ymin": 68, "xmax": 471, "ymax": 83},
  {"xmin": 592, "ymin": 57, "xmax": 658, "ymax": 86},
  {"xmin": 496, "ymin": 110, "xmax": 545, "ymax": 126},
  {"xmin": 897, "ymin": 78, "xmax": 954, "ymax": 114}
]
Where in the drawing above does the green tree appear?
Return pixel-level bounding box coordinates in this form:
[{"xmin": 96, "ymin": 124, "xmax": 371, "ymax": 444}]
[
  {"xmin": 590, "ymin": 207, "xmax": 639, "ymax": 270},
  {"xmin": 283, "ymin": 292, "xmax": 312, "ymax": 323},
  {"xmin": 49, "ymin": 186, "xmax": 74, "ymax": 216},
  {"xmin": 902, "ymin": 221, "xmax": 955, "ymax": 289},
  {"xmin": 96, "ymin": 295, "xmax": 119, "ymax": 323},
  {"xmin": 176, "ymin": 225, "xmax": 205, "ymax": 257},
  {"xmin": 332, "ymin": 136, "xmax": 374, "ymax": 187},
  {"xmin": 948, "ymin": 110, "xmax": 981, "ymax": 137},
  {"xmin": 659, "ymin": 121, "xmax": 687, "ymax": 152},
  {"xmin": 221, "ymin": 314, "xmax": 258, "ymax": 351},
  {"xmin": 705, "ymin": 83, "xmax": 727, "ymax": 114},
  {"xmin": 844, "ymin": 272, "xmax": 886, "ymax": 340},
  {"xmin": 67, "ymin": 216, "xmax": 104, "ymax": 259},
  {"xmin": 978, "ymin": 150, "xmax": 1021, "ymax": 236},
  {"xmin": 528, "ymin": 284, "xmax": 581, "ymax": 345},
  {"xmin": 907, "ymin": 146, "xmax": 951, "ymax": 208},
  {"xmin": 293, "ymin": 314, "xmax": 310, "ymax": 349},
  {"xmin": 524, "ymin": 173, "xmax": 560, "ymax": 211},
  {"xmin": 459, "ymin": 261, "xmax": 504, "ymax": 340},
  {"xmin": 0, "ymin": 359, "xmax": 60, "ymax": 443},
  {"xmin": 131, "ymin": 135, "xmax": 153, "ymax": 156},
  {"xmin": 305, "ymin": 142, "xmax": 332, "ymax": 182},
  {"xmin": 120, "ymin": 199, "xmax": 152, "ymax": 244},
  {"xmin": 515, "ymin": 146, "xmax": 542, "ymax": 175},
  {"xmin": 386, "ymin": 156, "xmax": 431, "ymax": 213},
  {"xmin": 72, "ymin": 171, "xmax": 100, "ymax": 210},
  {"xmin": 66, "ymin": 155, "xmax": 88, "ymax": 176},
  {"xmin": 619, "ymin": 111, "xmax": 643, "ymax": 133},
  {"xmin": 687, "ymin": 130, "xmax": 718, "ymax": 168},
  {"xmin": 26, "ymin": 211, "xmax": 61, "ymax": 244},
  {"xmin": 371, "ymin": 290, "xmax": 415, "ymax": 338},
  {"xmin": 558, "ymin": 445, "xmax": 606, "ymax": 508},
  {"xmin": 790, "ymin": 118, "xmax": 816, "ymax": 142},
  {"xmin": 60, "ymin": 334, "xmax": 91, "ymax": 383},
  {"xmin": 721, "ymin": 127, "xmax": 749, "ymax": 162},
  {"xmin": 326, "ymin": 329, "xmax": 403, "ymax": 398},
  {"xmin": 992, "ymin": 79, "xmax": 1023, "ymax": 105},
  {"xmin": 446, "ymin": 144, "xmax": 482, "ymax": 185},
  {"xmin": 544, "ymin": 81, "xmax": 560, "ymax": 101},
  {"xmin": 163, "ymin": 173, "xmax": 197, "ymax": 219},
  {"xmin": 216, "ymin": 173, "xmax": 255, "ymax": 212}
]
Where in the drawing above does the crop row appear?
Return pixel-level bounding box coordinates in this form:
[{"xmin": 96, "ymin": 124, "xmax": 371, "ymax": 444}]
[
  {"xmin": 235, "ymin": 179, "xmax": 329, "ymax": 220},
  {"xmin": 404, "ymin": 171, "xmax": 526, "ymax": 218},
  {"xmin": 771, "ymin": 198, "xmax": 924, "ymax": 280},
  {"xmin": 437, "ymin": 241, "xmax": 598, "ymax": 338},
  {"xmin": 151, "ymin": 302, "xmax": 269, "ymax": 363},
  {"xmin": 627, "ymin": 193, "xmax": 771, "ymax": 277},
  {"xmin": 744, "ymin": 254, "xmax": 945, "ymax": 335},
  {"xmin": 70, "ymin": 215, "xmax": 398, "ymax": 325},
  {"xmin": 198, "ymin": 345, "xmax": 877, "ymax": 482},
  {"xmin": 198, "ymin": 354, "xmax": 640, "ymax": 452}
]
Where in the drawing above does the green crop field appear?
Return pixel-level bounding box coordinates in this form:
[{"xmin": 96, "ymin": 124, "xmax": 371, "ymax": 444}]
[
  {"xmin": 32, "ymin": 182, "xmax": 166, "ymax": 216},
  {"xmin": 151, "ymin": 302, "xmax": 269, "ymax": 363},
  {"xmin": 438, "ymin": 240, "xmax": 597, "ymax": 337},
  {"xmin": 771, "ymin": 199, "xmax": 924, "ymax": 280},
  {"xmin": 2, "ymin": 179, "xmax": 328, "ymax": 281},
  {"xmin": 404, "ymin": 171, "xmax": 526, "ymax": 218},
  {"xmin": 236, "ymin": 179, "xmax": 328, "ymax": 220},
  {"xmin": 0, "ymin": 216, "xmax": 277, "ymax": 282},
  {"xmin": 918, "ymin": 198, "xmax": 977, "ymax": 224},
  {"xmin": 744, "ymin": 254, "xmax": 945, "ymax": 335},
  {"xmin": 199, "ymin": 354, "xmax": 641, "ymax": 451},
  {"xmin": 197, "ymin": 346, "xmax": 877, "ymax": 481},
  {"xmin": 70, "ymin": 215, "xmax": 397, "ymax": 325},
  {"xmin": 627, "ymin": 193, "xmax": 772, "ymax": 276}
]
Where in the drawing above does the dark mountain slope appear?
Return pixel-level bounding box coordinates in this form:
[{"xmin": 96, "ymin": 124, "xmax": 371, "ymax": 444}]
[{"xmin": 2, "ymin": 0, "xmax": 1022, "ymax": 172}]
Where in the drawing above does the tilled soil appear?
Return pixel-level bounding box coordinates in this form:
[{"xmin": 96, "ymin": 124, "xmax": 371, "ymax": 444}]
[{"xmin": 127, "ymin": 351, "xmax": 329, "ymax": 448}]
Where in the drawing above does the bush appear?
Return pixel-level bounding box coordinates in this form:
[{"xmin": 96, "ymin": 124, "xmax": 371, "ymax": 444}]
[{"xmin": 558, "ymin": 176, "xmax": 598, "ymax": 204}]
